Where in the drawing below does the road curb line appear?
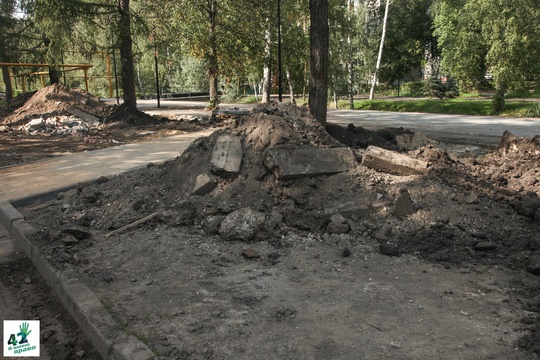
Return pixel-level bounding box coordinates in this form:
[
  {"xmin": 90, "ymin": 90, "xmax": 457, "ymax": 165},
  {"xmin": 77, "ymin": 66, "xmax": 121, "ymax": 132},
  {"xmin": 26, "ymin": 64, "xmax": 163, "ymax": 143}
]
[{"xmin": 0, "ymin": 201, "xmax": 155, "ymax": 360}]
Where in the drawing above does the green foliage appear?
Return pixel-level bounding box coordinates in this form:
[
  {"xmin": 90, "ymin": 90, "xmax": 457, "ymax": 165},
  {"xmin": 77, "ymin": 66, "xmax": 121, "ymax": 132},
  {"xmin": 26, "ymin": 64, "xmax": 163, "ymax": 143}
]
[
  {"xmin": 398, "ymin": 82, "xmax": 424, "ymax": 97},
  {"xmin": 220, "ymin": 79, "xmax": 240, "ymax": 103},
  {"xmin": 433, "ymin": 0, "xmax": 540, "ymax": 93},
  {"xmin": 237, "ymin": 96, "xmax": 259, "ymax": 104},
  {"xmin": 379, "ymin": 0, "xmax": 433, "ymax": 83},
  {"xmin": 423, "ymin": 76, "xmax": 459, "ymax": 99},
  {"xmin": 524, "ymin": 102, "xmax": 540, "ymax": 118}
]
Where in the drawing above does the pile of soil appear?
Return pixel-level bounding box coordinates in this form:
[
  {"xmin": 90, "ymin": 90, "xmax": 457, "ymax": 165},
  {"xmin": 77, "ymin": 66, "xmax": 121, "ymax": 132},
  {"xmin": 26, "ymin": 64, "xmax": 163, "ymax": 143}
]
[
  {"xmin": 0, "ymin": 85, "xmax": 219, "ymax": 167},
  {"xmin": 24, "ymin": 102, "xmax": 540, "ymax": 357},
  {"xmin": 0, "ymin": 84, "xmax": 111, "ymax": 126}
]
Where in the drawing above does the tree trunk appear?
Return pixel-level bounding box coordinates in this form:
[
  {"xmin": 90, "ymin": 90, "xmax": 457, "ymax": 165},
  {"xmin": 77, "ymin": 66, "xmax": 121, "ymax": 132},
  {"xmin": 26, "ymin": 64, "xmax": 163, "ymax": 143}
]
[
  {"xmin": 261, "ymin": 19, "xmax": 272, "ymax": 103},
  {"xmin": 118, "ymin": 0, "xmax": 137, "ymax": 109},
  {"xmin": 2, "ymin": 66, "xmax": 12, "ymax": 101},
  {"xmin": 253, "ymin": 82, "xmax": 259, "ymax": 101},
  {"xmin": 347, "ymin": 0, "xmax": 354, "ymax": 110},
  {"xmin": 493, "ymin": 83, "xmax": 506, "ymax": 113},
  {"xmin": 285, "ymin": 66, "xmax": 296, "ymax": 105},
  {"xmin": 48, "ymin": 66, "xmax": 60, "ymax": 85},
  {"xmin": 369, "ymin": 0, "xmax": 390, "ymax": 101},
  {"xmin": 309, "ymin": 0, "xmax": 329, "ymax": 125},
  {"xmin": 207, "ymin": 0, "xmax": 219, "ymax": 108}
]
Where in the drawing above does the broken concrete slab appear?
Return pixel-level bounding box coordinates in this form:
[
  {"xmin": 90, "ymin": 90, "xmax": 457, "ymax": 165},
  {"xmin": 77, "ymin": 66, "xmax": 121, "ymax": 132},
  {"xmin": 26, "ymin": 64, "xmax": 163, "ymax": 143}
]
[
  {"xmin": 362, "ymin": 146, "xmax": 428, "ymax": 175},
  {"xmin": 212, "ymin": 109, "xmax": 251, "ymax": 117},
  {"xmin": 192, "ymin": 173, "xmax": 217, "ymax": 196},
  {"xmin": 210, "ymin": 135, "xmax": 243, "ymax": 178},
  {"xmin": 263, "ymin": 147, "xmax": 356, "ymax": 180},
  {"xmin": 67, "ymin": 107, "xmax": 101, "ymax": 123}
]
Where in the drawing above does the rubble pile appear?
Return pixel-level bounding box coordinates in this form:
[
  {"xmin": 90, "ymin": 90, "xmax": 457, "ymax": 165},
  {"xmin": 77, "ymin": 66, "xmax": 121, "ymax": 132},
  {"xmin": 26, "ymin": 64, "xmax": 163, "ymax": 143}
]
[
  {"xmin": 14, "ymin": 114, "xmax": 101, "ymax": 136},
  {"xmin": 44, "ymin": 102, "xmax": 537, "ymax": 269},
  {"xmin": 21, "ymin": 101, "xmax": 540, "ymax": 357},
  {"xmin": 1, "ymin": 84, "xmax": 111, "ymax": 127}
]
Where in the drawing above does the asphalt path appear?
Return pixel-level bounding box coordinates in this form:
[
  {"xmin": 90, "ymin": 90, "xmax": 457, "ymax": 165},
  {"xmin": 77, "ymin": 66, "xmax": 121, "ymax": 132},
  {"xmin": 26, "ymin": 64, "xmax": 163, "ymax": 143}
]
[
  {"xmin": 127, "ymin": 98, "xmax": 540, "ymax": 146},
  {"xmin": 327, "ymin": 109, "xmax": 540, "ymax": 146}
]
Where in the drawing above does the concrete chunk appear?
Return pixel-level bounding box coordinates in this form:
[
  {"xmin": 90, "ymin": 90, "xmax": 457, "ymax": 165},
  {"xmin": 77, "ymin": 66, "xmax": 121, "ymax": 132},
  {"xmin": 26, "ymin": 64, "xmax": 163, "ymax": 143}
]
[
  {"xmin": 264, "ymin": 147, "xmax": 356, "ymax": 179},
  {"xmin": 362, "ymin": 146, "xmax": 428, "ymax": 175},
  {"xmin": 67, "ymin": 107, "xmax": 100, "ymax": 123},
  {"xmin": 28, "ymin": 118, "xmax": 44, "ymax": 129},
  {"xmin": 210, "ymin": 135, "xmax": 243, "ymax": 178},
  {"xmin": 192, "ymin": 173, "xmax": 217, "ymax": 196}
]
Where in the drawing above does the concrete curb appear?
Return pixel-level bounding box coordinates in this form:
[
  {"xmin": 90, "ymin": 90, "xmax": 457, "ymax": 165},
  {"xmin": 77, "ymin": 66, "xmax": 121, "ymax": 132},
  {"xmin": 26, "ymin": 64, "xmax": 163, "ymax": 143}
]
[{"xmin": 0, "ymin": 201, "xmax": 155, "ymax": 360}]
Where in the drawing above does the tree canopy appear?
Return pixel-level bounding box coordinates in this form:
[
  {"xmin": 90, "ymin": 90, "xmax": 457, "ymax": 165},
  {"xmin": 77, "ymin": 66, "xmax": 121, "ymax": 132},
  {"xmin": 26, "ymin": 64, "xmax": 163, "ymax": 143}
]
[{"xmin": 1, "ymin": 0, "xmax": 539, "ymax": 115}]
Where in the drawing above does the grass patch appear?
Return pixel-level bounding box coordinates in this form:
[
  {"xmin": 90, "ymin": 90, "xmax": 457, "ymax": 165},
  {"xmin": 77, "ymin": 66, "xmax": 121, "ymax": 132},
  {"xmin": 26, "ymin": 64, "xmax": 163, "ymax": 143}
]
[
  {"xmin": 0, "ymin": 100, "xmax": 6, "ymax": 108},
  {"xmin": 237, "ymin": 96, "xmax": 260, "ymax": 104},
  {"xmin": 338, "ymin": 98, "xmax": 537, "ymax": 117}
]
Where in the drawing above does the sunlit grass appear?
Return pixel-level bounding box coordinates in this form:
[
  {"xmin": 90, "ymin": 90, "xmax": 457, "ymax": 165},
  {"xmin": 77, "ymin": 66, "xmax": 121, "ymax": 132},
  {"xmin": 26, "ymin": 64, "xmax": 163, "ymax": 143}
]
[{"xmin": 337, "ymin": 98, "xmax": 538, "ymax": 118}]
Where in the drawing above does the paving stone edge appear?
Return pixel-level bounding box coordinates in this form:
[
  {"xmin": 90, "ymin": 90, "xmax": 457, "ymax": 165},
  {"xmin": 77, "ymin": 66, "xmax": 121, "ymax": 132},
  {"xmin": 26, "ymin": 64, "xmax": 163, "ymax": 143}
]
[{"xmin": 0, "ymin": 201, "xmax": 155, "ymax": 360}]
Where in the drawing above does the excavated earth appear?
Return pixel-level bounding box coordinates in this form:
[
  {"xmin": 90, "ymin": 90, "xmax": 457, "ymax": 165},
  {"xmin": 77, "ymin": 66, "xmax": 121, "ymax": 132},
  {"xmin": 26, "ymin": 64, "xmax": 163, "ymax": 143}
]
[
  {"xmin": 0, "ymin": 85, "xmax": 221, "ymax": 167},
  {"xmin": 15, "ymin": 102, "xmax": 540, "ymax": 359}
]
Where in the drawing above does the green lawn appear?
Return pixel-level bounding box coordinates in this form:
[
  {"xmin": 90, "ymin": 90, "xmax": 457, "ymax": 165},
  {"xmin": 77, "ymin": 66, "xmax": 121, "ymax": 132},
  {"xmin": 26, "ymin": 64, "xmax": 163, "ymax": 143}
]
[{"xmin": 337, "ymin": 98, "xmax": 539, "ymax": 118}]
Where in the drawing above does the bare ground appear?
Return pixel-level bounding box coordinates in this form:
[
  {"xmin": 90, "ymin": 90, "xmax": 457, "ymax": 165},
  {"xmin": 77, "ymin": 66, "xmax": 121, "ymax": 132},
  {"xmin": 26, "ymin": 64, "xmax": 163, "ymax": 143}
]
[{"xmin": 2, "ymin": 89, "xmax": 540, "ymax": 359}]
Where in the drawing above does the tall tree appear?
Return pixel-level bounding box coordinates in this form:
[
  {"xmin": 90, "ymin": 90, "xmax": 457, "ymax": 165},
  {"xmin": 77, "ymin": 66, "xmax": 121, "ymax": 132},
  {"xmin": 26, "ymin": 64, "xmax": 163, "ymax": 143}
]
[
  {"xmin": 117, "ymin": 0, "xmax": 137, "ymax": 109},
  {"xmin": 0, "ymin": 0, "xmax": 17, "ymax": 100},
  {"xmin": 433, "ymin": 0, "xmax": 540, "ymax": 110},
  {"xmin": 369, "ymin": 0, "xmax": 390, "ymax": 100},
  {"xmin": 380, "ymin": 0, "xmax": 433, "ymax": 85},
  {"xmin": 309, "ymin": 0, "xmax": 329, "ymax": 125},
  {"xmin": 261, "ymin": 18, "xmax": 272, "ymax": 103}
]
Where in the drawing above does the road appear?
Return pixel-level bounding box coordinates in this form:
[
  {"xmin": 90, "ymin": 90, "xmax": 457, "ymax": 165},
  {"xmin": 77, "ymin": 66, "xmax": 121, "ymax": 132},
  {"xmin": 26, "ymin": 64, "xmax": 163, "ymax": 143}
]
[
  {"xmin": 125, "ymin": 98, "xmax": 540, "ymax": 146},
  {"xmin": 327, "ymin": 109, "xmax": 540, "ymax": 146}
]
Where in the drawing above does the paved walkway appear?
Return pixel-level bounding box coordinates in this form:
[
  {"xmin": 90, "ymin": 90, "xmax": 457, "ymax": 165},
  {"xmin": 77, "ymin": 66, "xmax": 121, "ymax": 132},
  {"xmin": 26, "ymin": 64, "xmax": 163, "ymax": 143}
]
[
  {"xmin": 0, "ymin": 129, "xmax": 215, "ymax": 203},
  {"xmin": 327, "ymin": 109, "xmax": 540, "ymax": 146},
  {"xmin": 3, "ymin": 102, "xmax": 539, "ymax": 203}
]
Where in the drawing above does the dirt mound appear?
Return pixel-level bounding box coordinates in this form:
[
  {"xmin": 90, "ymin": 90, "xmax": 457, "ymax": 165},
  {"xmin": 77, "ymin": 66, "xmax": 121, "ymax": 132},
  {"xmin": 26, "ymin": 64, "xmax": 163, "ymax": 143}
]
[
  {"xmin": 24, "ymin": 101, "xmax": 540, "ymax": 356},
  {"xmin": 0, "ymin": 91, "xmax": 36, "ymax": 119},
  {"xmin": 0, "ymin": 85, "xmax": 220, "ymax": 167},
  {"xmin": 57, "ymin": 102, "xmax": 539, "ymax": 247},
  {"xmin": 0, "ymin": 84, "xmax": 112, "ymax": 126},
  {"xmin": 105, "ymin": 104, "xmax": 161, "ymax": 127}
]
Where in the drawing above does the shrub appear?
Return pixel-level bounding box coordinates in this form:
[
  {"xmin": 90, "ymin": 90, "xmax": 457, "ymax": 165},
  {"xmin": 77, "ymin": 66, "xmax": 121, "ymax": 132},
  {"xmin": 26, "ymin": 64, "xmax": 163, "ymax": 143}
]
[
  {"xmin": 423, "ymin": 76, "xmax": 460, "ymax": 99},
  {"xmin": 399, "ymin": 81, "xmax": 424, "ymax": 97}
]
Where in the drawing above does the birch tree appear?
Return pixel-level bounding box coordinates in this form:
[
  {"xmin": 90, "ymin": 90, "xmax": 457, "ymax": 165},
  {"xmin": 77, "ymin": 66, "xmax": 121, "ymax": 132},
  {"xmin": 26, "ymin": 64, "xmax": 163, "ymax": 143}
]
[{"xmin": 369, "ymin": 0, "xmax": 390, "ymax": 100}]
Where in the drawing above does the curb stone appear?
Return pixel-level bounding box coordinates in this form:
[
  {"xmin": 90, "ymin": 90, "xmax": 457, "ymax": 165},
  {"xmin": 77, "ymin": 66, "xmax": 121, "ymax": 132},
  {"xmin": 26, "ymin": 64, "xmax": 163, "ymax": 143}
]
[{"xmin": 0, "ymin": 201, "xmax": 155, "ymax": 360}]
